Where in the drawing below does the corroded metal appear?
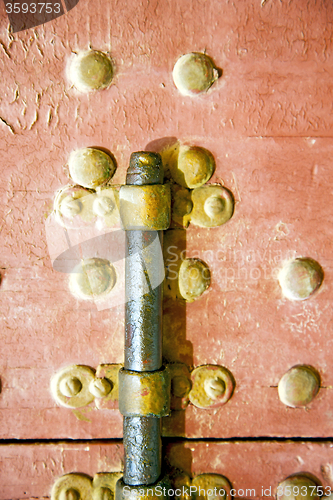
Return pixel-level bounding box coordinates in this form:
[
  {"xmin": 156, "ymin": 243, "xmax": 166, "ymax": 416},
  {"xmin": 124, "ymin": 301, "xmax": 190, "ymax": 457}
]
[
  {"xmin": 51, "ymin": 473, "xmax": 93, "ymax": 500},
  {"xmin": 123, "ymin": 417, "xmax": 162, "ymax": 486},
  {"xmin": 189, "ymin": 365, "xmax": 235, "ymax": 409},
  {"xmin": 116, "ymin": 476, "xmax": 170, "ymax": 500},
  {"xmin": 93, "ymin": 473, "xmax": 123, "ymax": 500},
  {"xmin": 278, "ymin": 365, "xmax": 320, "ymax": 408},
  {"xmin": 172, "ymin": 53, "xmax": 219, "ymax": 96},
  {"xmin": 69, "ymin": 258, "xmax": 117, "ymax": 301},
  {"xmin": 126, "ymin": 152, "xmax": 164, "ymax": 186},
  {"xmin": 51, "ymin": 472, "xmax": 122, "ymax": 500},
  {"xmin": 89, "ymin": 377, "xmax": 112, "ymax": 398},
  {"xmin": 178, "ymin": 258, "xmax": 211, "ymax": 302},
  {"xmin": 190, "ymin": 185, "xmax": 234, "ymax": 228},
  {"xmin": 119, "ymin": 184, "xmax": 171, "ymax": 230},
  {"xmin": 68, "ymin": 147, "xmax": 116, "ymax": 188},
  {"xmin": 124, "ymin": 230, "xmax": 163, "ymax": 372},
  {"xmin": 168, "ymin": 145, "xmax": 215, "ymax": 189},
  {"xmin": 276, "ymin": 474, "xmax": 320, "ymax": 500},
  {"xmin": 278, "ymin": 258, "xmax": 324, "ymax": 301},
  {"xmin": 51, "ymin": 365, "xmax": 95, "ymax": 409},
  {"xmin": 51, "ymin": 364, "xmax": 120, "ymax": 409},
  {"xmin": 170, "ymin": 185, "xmax": 234, "ymax": 228},
  {"xmin": 169, "ymin": 363, "xmax": 192, "ymax": 410},
  {"xmin": 119, "ymin": 367, "xmax": 170, "ymax": 417},
  {"xmin": 191, "ymin": 474, "xmax": 231, "ymax": 500},
  {"xmin": 95, "ymin": 364, "xmax": 122, "ymax": 410},
  {"xmin": 69, "ymin": 50, "xmax": 114, "ymax": 93},
  {"xmin": 54, "ymin": 185, "xmax": 91, "ymax": 228},
  {"xmin": 121, "ymin": 152, "xmax": 170, "ymax": 487}
]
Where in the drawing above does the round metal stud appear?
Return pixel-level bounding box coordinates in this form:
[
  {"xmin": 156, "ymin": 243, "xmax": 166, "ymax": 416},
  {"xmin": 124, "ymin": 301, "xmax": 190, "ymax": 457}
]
[
  {"xmin": 95, "ymin": 487, "xmax": 112, "ymax": 500},
  {"xmin": 276, "ymin": 474, "xmax": 320, "ymax": 500},
  {"xmin": 178, "ymin": 258, "xmax": 210, "ymax": 302},
  {"xmin": 118, "ymin": 366, "xmax": 170, "ymax": 417},
  {"xmin": 172, "ymin": 52, "xmax": 219, "ymax": 96},
  {"xmin": 171, "ymin": 185, "xmax": 193, "ymax": 228},
  {"xmin": 190, "ymin": 185, "xmax": 234, "ymax": 228},
  {"xmin": 54, "ymin": 185, "xmax": 91, "ymax": 228},
  {"xmin": 92, "ymin": 473, "xmax": 123, "ymax": 500},
  {"xmin": 189, "ymin": 365, "xmax": 235, "ymax": 409},
  {"xmin": 171, "ymin": 375, "xmax": 192, "ymax": 398},
  {"xmin": 93, "ymin": 196, "xmax": 115, "ymax": 216},
  {"xmin": 278, "ymin": 365, "xmax": 320, "ymax": 408},
  {"xmin": 204, "ymin": 196, "xmax": 225, "ymax": 218},
  {"xmin": 168, "ymin": 363, "xmax": 192, "ymax": 410},
  {"xmin": 174, "ymin": 197, "xmax": 193, "ymax": 217},
  {"xmin": 59, "ymin": 376, "xmax": 82, "ymax": 398},
  {"xmin": 169, "ymin": 145, "xmax": 215, "ymax": 189},
  {"xmin": 115, "ymin": 477, "xmax": 170, "ymax": 500},
  {"xmin": 61, "ymin": 489, "xmax": 80, "ymax": 500},
  {"xmin": 69, "ymin": 258, "xmax": 117, "ymax": 301},
  {"xmin": 51, "ymin": 365, "xmax": 96, "ymax": 408},
  {"xmin": 192, "ymin": 474, "xmax": 232, "ymax": 500},
  {"xmin": 51, "ymin": 473, "xmax": 93, "ymax": 500},
  {"xmin": 60, "ymin": 198, "xmax": 83, "ymax": 218},
  {"xmin": 68, "ymin": 148, "xmax": 116, "ymax": 189},
  {"xmin": 93, "ymin": 187, "xmax": 120, "ymax": 228},
  {"xmin": 89, "ymin": 378, "xmax": 112, "ymax": 398},
  {"xmin": 69, "ymin": 50, "xmax": 113, "ymax": 92},
  {"xmin": 278, "ymin": 258, "xmax": 324, "ymax": 301},
  {"xmin": 204, "ymin": 377, "xmax": 225, "ymax": 400}
]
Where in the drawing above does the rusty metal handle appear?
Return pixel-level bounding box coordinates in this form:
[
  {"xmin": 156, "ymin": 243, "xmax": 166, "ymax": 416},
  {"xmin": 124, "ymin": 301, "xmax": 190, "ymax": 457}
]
[{"xmin": 120, "ymin": 152, "xmax": 171, "ymax": 487}]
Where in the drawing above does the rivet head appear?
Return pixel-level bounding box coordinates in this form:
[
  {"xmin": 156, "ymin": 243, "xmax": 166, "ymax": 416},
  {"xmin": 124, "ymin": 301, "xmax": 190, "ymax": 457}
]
[
  {"xmin": 93, "ymin": 196, "xmax": 115, "ymax": 216},
  {"xmin": 192, "ymin": 474, "xmax": 231, "ymax": 500},
  {"xmin": 69, "ymin": 258, "xmax": 117, "ymax": 300},
  {"xmin": 277, "ymin": 474, "xmax": 320, "ymax": 500},
  {"xmin": 171, "ymin": 375, "xmax": 191, "ymax": 398},
  {"xmin": 173, "ymin": 195, "xmax": 193, "ymax": 217},
  {"xmin": 60, "ymin": 197, "xmax": 83, "ymax": 218},
  {"xmin": 171, "ymin": 185, "xmax": 193, "ymax": 228},
  {"xmin": 70, "ymin": 50, "xmax": 113, "ymax": 92},
  {"xmin": 68, "ymin": 148, "xmax": 116, "ymax": 189},
  {"xmin": 190, "ymin": 185, "xmax": 234, "ymax": 228},
  {"xmin": 178, "ymin": 258, "xmax": 210, "ymax": 302},
  {"xmin": 204, "ymin": 377, "xmax": 226, "ymax": 400},
  {"xmin": 278, "ymin": 258, "xmax": 324, "ymax": 301},
  {"xmin": 89, "ymin": 378, "xmax": 112, "ymax": 398},
  {"xmin": 59, "ymin": 489, "xmax": 81, "ymax": 500},
  {"xmin": 189, "ymin": 365, "xmax": 235, "ymax": 409},
  {"xmin": 54, "ymin": 186, "xmax": 91, "ymax": 227},
  {"xmin": 59, "ymin": 376, "xmax": 82, "ymax": 398},
  {"xmin": 204, "ymin": 196, "xmax": 225, "ymax": 218},
  {"xmin": 51, "ymin": 366, "xmax": 96, "ymax": 409},
  {"xmin": 169, "ymin": 145, "xmax": 215, "ymax": 189},
  {"xmin": 278, "ymin": 365, "xmax": 320, "ymax": 408},
  {"xmin": 98, "ymin": 487, "xmax": 113, "ymax": 500},
  {"xmin": 173, "ymin": 52, "xmax": 219, "ymax": 96}
]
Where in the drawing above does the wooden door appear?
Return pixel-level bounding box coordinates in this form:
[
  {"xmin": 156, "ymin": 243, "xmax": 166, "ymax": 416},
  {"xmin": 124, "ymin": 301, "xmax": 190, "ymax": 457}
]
[{"xmin": 1, "ymin": 0, "xmax": 333, "ymax": 497}]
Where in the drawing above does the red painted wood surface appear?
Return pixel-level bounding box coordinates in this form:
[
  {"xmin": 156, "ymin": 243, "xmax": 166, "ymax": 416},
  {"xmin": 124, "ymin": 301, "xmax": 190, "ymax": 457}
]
[{"xmin": 1, "ymin": 441, "xmax": 333, "ymax": 500}]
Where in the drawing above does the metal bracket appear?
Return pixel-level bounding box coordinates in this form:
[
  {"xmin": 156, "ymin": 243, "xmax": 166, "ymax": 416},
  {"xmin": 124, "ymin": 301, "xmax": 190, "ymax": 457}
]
[
  {"xmin": 51, "ymin": 364, "xmax": 121, "ymax": 409},
  {"xmin": 51, "ymin": 472, "xmax": 232, "ymax": 500},
  {"xmin": 50, "ymin": 149, "xmax": 237, "ymax": 496},
  {"xmin": 51, "ymin": 363, "xmax": 235, "ymax": 411},
  {"xmin": 51, "ymin": 472, "xmax": 122, "ymax": 500}
]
